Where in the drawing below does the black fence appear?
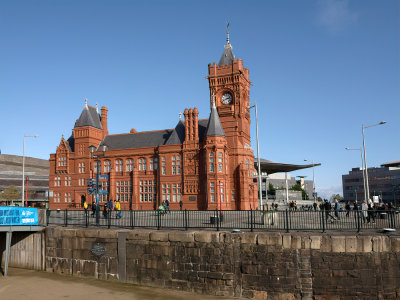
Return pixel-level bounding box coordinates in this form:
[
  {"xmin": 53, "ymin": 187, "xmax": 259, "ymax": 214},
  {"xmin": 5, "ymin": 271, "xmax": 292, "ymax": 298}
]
[{"xmin": 46, "ymin": 209, "xmax": 400, "ymax": 232}]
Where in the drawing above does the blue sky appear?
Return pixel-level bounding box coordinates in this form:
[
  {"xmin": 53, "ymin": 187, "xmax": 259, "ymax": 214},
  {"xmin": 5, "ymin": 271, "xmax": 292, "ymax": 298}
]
[{"xmin": 0, "ymin": 0, "xmax": 399, "ymax": 198}]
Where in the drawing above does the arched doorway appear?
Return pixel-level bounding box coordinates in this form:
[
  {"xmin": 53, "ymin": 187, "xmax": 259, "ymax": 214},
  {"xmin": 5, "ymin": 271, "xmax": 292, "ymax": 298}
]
[{"xmin": 81, "ymin": 195, "xmax": 86, "ymax": 208}]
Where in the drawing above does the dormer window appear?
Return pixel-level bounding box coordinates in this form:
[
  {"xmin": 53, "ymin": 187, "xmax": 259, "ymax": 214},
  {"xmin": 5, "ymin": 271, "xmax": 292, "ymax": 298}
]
[
  {"xmin": 139, "ymin": 158, "xmax": 146, "ymax": 171},
  {"xmin": 116, "ymin": 159, "xmax": 123, "ymax": 172},
  {"xmin": 104, "ymin": 160, "xmax": 111, "ymax": 172},
  {"xmin": 126, "ymin": 159, "xmax": 133, "ymax": 171}
]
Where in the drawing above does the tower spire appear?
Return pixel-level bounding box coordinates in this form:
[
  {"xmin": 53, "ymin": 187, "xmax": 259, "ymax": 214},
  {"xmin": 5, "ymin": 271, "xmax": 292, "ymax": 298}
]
[{"xmin": 226, "ymin": 21, "xmax": 230, "ymax": 44}]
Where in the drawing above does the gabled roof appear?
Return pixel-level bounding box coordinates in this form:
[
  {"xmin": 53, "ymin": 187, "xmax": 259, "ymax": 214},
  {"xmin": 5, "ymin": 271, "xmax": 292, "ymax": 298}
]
[
  {"xmin": 205, "ymin": 103, "xmax": 225, "ymax": 137},
  {"xmin": 74, "ymin": 104, "xmax": 103, "ymax": 130},
  {"xmin": 165, "ymin": 120, "xmax": 185, "ymax": 145},
  {"xmin": 97, "ymin": 119, "xmax": 210, "ymax": 151}
]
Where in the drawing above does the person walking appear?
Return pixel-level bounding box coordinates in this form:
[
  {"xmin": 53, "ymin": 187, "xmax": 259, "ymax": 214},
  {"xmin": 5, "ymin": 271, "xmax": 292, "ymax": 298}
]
[
  {"xmin": 103, "ymin": 203, "xmax": 108, "ymax": 219},
  {"xmin": 345, "ymin": 201, "xmax": 351, "ymax": 217},
  {"xmin": 115, "ymin": 199, "xmax": 121, "ymax": 219},
  {"xmin": 108, "ymin": 199, "xmax": 114, "ymax": 218},
  {"xmin": 361, "ymin": 200, "xmax": 368, "ymax": 223},
  {"xmin": 91, "ymin": 201, "xmax": 96, "ymax": 217},
  {"xmin": 334, "ymin": 199, "xmax": 341, "ymax": 220},
  {"xmin": 83, "ymin": 200, "xmax": 88, "ymax": 216},
  {"xmin": 179, "ymin": 199, "xmax": 183, "ymax": 211},
  {"xmin": 165, "ymin": 199, "xmax": 170, "ymax": 213}
]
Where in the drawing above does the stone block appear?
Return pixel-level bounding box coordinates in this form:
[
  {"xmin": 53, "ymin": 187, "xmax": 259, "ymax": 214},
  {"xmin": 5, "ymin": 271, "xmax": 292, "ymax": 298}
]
[
  {"xmin": 331, "ymin": 236, "xmax": 345, "ymax": 253},
  {"xmin": 291, "ymin": 235, "xmax": 301, "ymax": 249},
  {"xmin": 310, "ymin": 236, "xmax": 321, "ymax": 250},
  {"xmin": 301, "ymin": 236, "xmax": 311, "ymax": 249},
  {"xmin": 126, "ymin": 230, "xmax": 151, "ymax": 241},
  {"xmin": 372, "ymin": 236, "xmax": 384, "ymax": 252},
  {"xmin": 391, "ymin": 237, "xmax": 400, "ymax": 252},
  {"xmin": 194, "ymin": 231, "xmax": 219, "ymax": 243},
  {"xmin": 282, "ymin": 234, "xmax": 291, "ymax": 249},
  {"xmin": 240, "ymin": 232, "xmax": 257, "ymax": 244},
  {"xmin": 345, "ymin": 236, "xmax": 357, "ymax": 253},
  {"xmin": 358, "ymin": 236, "xmax": 372, "ymax": 252},
  {"xmin": 168, "ymin": 232, "xmax": 194, "ymax": 243},
  {"xmin": 98, "ymin": 230, "xmax": 118, "ymax": 239},
  {"xmin": 381, "ymin": 236, "xmax": 390, "ymax": 252},
  {"xmin": 257, "ymin": 233, "xmax": 282, "ymax": 246},
  {"xmin": 150, "ymin": 231, "xmax": 169, "ymax": 242},
  {"xmin": 253, "ymin": 290, "xmax": 268, "ymax": 300},
  {"xmin": 320, "ymin": 235, "xmax": 332, "ymax": 252}
]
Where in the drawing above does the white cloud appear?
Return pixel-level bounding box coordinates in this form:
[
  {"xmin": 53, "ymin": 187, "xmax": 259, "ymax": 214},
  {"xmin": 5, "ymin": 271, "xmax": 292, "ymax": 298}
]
[{"xmin": 316, "ymin": 0, "xmax": 359, "ymax": 34}]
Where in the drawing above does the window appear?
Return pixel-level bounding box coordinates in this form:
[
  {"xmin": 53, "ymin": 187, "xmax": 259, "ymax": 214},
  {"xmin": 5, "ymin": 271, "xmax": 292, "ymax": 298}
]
[
  {"xmin": 58, "ymin": 156, "xmax": 67, "ymax": 167},
  {"xmin": 95, "ymin": 161, "xmax": 101, "ymax": 173},
  {"xmin": 54, "ymin": 176, "xmax": 61, "ymax": 187},
  {"xmin": 218, "ymin": 152, "xmax": 223, "ymax": 172},
  {"xmin": 139, "ymin": 158, "xmax": 146, "ymax": 171},
  {"xmin": 210, "ymin": 182, "xmax": 215, "ymax": 202},
  {"xmin": 140, "ymin": 180, "xmax": 156, "ymax": 202},
  {"xmin": 209, "ymin": 153, "xmax": 214, "ymax": 172},
  {"xmin": 171, "ymin": 184, "xmax": 182, "ymax": 202},
  {"xmin": 68, "ymin": 193, "xmax": 71, "ymax": 203},
  {"xmin": 78, "ymin": 178, "xmax": 84, "ymax": 186},
  {"xmin": 54, "ymin": 193, "xmax": 60, "ymax": 203},
  {"xmin": 78, "ymin": 162, "xmax": 85, "ymax": 173},
  {"xmin": 116, "ymin": 159, "xmax": 123, "ymax": 172},
  {"xmin": 104, "ymin": 160, "xmax": 111, "ymax": 172},
  {"xmin": 126, "ymin": 159, "xmax": 134, "ymax": 171},
  {"xmin": 64, "ymin": 177, "xmax": 68, "ymax": 186},
  {"xmin": 99, "ymin": 181, "xmax": 109, "ymax": 202},
  {"xmin": 232, "ymin": 190, "xmax": 235, "ymax": 202},
  {"xmin": 161, "ymin": 157, "xmax": 166, "ymax": 175},
  {"xmin": 117, "ymin": 181, "xmax": 131, "ymax": 202},
  {"xmin": 150, "ymin": 158, "xmax": 158, "ymax": 170},
  {"xmin": 172, "ymin": 156, "xmax": 176, "ymax": 174},
  {"xmin": 177, "ymin": 156, "xmax": 181, "ymax": 174},
  {"xmin": 162, "ymin": 183, "xmax": 171, "ymax": 202}
]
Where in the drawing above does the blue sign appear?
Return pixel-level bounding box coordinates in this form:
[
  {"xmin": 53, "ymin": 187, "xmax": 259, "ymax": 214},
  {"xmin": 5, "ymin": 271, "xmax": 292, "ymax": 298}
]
[
  {"xmin": 98, "ymin": 175, "xmax": 108, "ymax": 180},
  {"xmin": 88, "ymin": 188, "xmax": 96, "ymax": 194},
  {"xmin": 98, "ymin": 190, "xmax": 108, "ymax": 195},
  {"xmin": 0, "ymin": 207, "xmax": 39, "ymax": 226}
]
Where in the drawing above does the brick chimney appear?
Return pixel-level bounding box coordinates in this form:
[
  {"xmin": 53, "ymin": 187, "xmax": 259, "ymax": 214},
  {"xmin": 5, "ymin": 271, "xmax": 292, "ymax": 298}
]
[{"xmin": 101, "ymin": 106, "xmax": 108, "ymax": 136}]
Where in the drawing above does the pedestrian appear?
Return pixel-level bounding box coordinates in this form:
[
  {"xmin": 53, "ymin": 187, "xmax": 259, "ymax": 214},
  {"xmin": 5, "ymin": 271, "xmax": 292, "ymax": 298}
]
[
  {"xmin": 324, "ymin": 200, "xmax": 335, "ymax": 222},
  {"xmin": 108, "ymin": 199, "xmax": 114, "ymax": 218},
  {"xmin": 103, "ymin": 203, "xmax": 108, "ymax": 219},
  {"xmin": 361, "ymin": 200, "xmax": 368, "ymax": 223},
  {"xmin": 115, "ymin": 199, "xmax": 121, "ymax": 219},
  {"xmin": 345, "ymin": 201, "xmax": 351, "ymax": 217},
  {"xmin": 334, "ymin": 199, "xmax": 340, "ymax": 220},
  {"xmin": 367, "ymin": 200, "xmax": 375, "ymax": 223},
  {"xmin": 91, "ymin": 201, "xmax": 96, "ymax": 217},
  {"xmin": 83, "ymin": 200, "xmax": 88, "ymax": 216},
  {"xmin": 353, "ymin": 200, "xmax": 359, "ymax": 211},
  {"xmin": 165, "ymin": 199, "xmax": 170, "ymax": 213},
  {"xmin": 313, "ymin": 202, "xmax": 317, "ymax": 212},
  {"xmin": 179, "ymin": 199, "xmax": 183, "ymax": 211}
]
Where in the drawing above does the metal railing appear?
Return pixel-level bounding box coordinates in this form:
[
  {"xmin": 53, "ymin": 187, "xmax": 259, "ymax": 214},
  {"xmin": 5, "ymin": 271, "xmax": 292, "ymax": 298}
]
[{"xmin": 46, "ymin": 209, "xmax": 400, "ymax": 232}]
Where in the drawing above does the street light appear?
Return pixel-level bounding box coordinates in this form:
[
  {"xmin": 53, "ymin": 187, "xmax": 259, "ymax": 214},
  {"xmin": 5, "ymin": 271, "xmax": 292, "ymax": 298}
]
[
  {"xmin": 89, "ymin": 144, "xmax": 108, "ymax": 226},
  {"xmin": 247, "ymin": 101, "xmax": 262, "ymax": 210},
  {"xmin": 345, "ymin": 147, "xmax": 366, "ymax": 202},
  {"xmin": 304, "ymin": 159, "xmax": 316, "ymax": 203},
  {"xmin": 22, "ymin": 134, "xmax": 39, "ymax": 206},
  {"xmin": 362, "ymin": 121, "xmax": 386, "ymax": 202}
]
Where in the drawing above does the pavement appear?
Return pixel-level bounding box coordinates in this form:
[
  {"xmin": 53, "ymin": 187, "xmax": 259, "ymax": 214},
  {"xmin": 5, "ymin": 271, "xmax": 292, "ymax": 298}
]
[{"xmin": 0, "ymin": 268, "xmax": 236, "ymax": 300}]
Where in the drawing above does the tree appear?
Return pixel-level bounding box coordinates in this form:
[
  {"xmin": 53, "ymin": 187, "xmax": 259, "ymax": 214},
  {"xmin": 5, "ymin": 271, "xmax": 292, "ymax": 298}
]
[
  {"xmin": 1, "ymin": 185, "xmax": 20, "ymax": 201},
  {"xmin": 289, "ymin": 183, "xmax": 309, "ymax": 200},
  {"xmin": 330, "ymin": 194, "xmax": 344, "ymax": 202}
]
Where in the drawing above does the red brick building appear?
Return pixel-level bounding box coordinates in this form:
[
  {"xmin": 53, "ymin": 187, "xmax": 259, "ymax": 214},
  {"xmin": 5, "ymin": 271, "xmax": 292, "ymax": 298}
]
[{"xmin": 49, "ymin": 34, "xmax": 258, "ymax": 210}]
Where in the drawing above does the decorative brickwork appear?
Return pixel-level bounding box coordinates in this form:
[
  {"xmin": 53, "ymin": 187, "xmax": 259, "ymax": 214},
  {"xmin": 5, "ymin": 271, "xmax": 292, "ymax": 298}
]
[{"xmin": 49, "ymin": 37, "xmax": 258, "ymax": 211}]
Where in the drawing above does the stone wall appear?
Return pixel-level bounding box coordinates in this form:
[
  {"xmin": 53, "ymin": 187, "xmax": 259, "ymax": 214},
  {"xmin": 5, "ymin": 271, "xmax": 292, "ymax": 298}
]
[{"xmin": 45, "ymin": 227, "xmax": 400, "ymax": 299}]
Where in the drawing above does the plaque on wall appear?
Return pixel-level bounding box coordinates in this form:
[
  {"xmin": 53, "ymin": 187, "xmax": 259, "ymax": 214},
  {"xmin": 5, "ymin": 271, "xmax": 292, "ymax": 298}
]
[
  {"xmin": 91, "ymin": 242, "xmax": 106, "ymax": 258},
  {"xmin": 189, "ymin": 196, "xmax": 196, "ymax": 201}
]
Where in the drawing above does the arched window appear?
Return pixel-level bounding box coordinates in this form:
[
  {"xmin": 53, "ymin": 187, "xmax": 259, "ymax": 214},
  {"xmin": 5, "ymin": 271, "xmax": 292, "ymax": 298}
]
[
  {"xmin": 95, "ymin": 161, "xmax": 101, "ymax": 173},
  {"xmin": 218, "ymin": 152, "xmax": 223, "ymax": 173},
  {"xmin": 116, "ymin": 159, "xmax": 123, "ymax": 172},
  {"xmin": 126, "ymin": 159, "xmax": 134, "ymax": 171},
  {"xmin": 209, "ymin": 153, "xmax": 214, "ymax": 172},
  {"xmin": 139, "ymin": 158, "xmax": 146, "ymax": 171},
  {"xmin": 104, "ymin": 160, "xmax": 111, "ymax": 172}
]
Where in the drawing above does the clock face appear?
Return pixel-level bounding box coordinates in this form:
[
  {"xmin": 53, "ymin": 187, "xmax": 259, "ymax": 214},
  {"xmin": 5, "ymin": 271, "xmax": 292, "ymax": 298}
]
[{"xmin": 221, "ymin": 93, "xmax": 232, "ymax": 105}]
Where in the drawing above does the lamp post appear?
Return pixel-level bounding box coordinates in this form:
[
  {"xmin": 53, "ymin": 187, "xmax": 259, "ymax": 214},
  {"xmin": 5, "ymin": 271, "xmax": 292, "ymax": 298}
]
[
  {"xmin": 88, "ymin": 144, "xmax": 108, "ymax": 226},
  {"xmin": 345, "ymin": 147, "xmax": 366, "ymax": 202},
  {"xmin": 247, "ymin": 101, "xmax": 262, "ymax": 210},
  {"xmin": 22, "ymin": 134, "xmax": 38, "ymax": 207},
  {"xmin": 304, "ymin": 159, "xmax": 316, "ymax": 203},
  {"xmin": 362, "ymin": 121, "xmax": 386, "ymax": 202}
]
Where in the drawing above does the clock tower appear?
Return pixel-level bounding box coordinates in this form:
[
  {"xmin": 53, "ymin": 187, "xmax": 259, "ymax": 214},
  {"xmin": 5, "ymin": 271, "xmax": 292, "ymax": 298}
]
[
  {"xmin": 207, "ymin": 25, "xmax": 251, "ymax": 151},
  {"xmin": 206, "ymin": 24, "xmax": 257, "ymax": 210}
]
